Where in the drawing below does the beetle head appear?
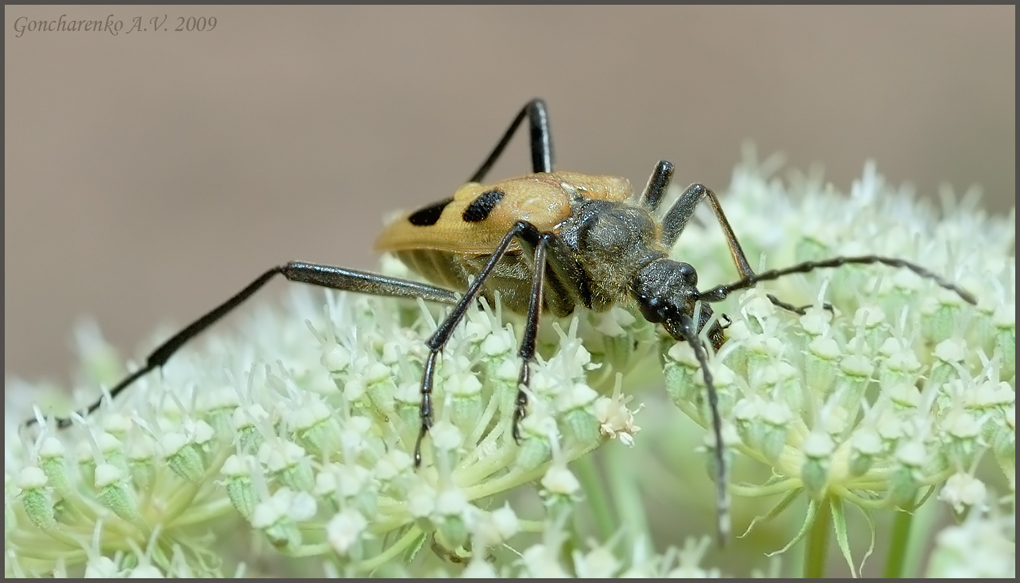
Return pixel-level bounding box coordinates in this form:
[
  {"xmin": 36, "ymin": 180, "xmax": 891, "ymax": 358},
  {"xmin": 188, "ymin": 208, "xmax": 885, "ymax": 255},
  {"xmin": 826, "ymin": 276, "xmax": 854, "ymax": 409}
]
[{"xmin": 631, "ymin": 258, "xmax": 726, "ymax": 350}]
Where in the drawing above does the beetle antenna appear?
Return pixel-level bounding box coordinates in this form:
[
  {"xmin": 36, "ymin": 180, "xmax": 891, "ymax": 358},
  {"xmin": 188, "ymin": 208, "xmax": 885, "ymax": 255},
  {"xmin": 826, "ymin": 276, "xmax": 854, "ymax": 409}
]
[
  {"xmin": 677, "ymin": 313, "xmax": 730, "ymax": 546},
  {"xmin": 697, "ymin": 255, "xmax": 976, "ymax": 305}
]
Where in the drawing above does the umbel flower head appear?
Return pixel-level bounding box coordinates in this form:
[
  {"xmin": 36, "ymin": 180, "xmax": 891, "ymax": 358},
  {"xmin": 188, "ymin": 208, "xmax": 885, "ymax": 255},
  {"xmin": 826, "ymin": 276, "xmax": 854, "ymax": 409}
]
[{"xmin": 5, "ymin": 152, "xmax": 1014, "ymax": 577}]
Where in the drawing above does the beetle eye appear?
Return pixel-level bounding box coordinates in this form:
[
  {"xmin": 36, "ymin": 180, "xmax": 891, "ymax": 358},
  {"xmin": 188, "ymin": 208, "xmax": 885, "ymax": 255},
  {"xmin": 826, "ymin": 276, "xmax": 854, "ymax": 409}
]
[
  {"xmin": 678, "ymin": 262, "xmax": 698, "ymax": 286},
  {"xmin": 637, "ymin": 295, "xmax": 665, "ymax": 323}
]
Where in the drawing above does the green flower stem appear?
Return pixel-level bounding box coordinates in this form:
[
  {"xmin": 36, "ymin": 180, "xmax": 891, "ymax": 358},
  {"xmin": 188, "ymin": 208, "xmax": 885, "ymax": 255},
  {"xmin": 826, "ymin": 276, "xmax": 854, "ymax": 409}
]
[
  {"xmin": 169, "ymin": 497, "xmax": 237, "ymax": 527},
  {"xmin": 355, "ymin": 526, "xmax": 424, "ymax": 572},
  {"xmin": 729, "ymin": 478, "xmax": 800, "ymax": 498},
  {"xmin": 606, "ymin": 444, "xmax": 651, "ymax": 547},
  {"xmin": 903, "ymin": 496, "xmax": 942, "ymax": 577},
  {"xmin": 464, "ymin": 442, "xmax": 599, "ymax": 502},
  {"xmin": 516, "ymin": 519, "xmax": 547, "ymax": 533},
  {"xmin": 803, "ymin": 496, "xmax": 832, "ymax": 578},
  {"xmin": 574, "ymin": 454, "xmax": 615, "ymax": 542},
  {"xmin": 882, "ymin": 510, "xmax": 912, "ymax": 578}
]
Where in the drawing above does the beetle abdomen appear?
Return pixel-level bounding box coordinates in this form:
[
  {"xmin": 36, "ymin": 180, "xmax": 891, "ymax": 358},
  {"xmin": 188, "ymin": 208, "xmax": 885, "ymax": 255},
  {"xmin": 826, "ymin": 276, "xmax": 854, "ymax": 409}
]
[{"xmin": 394, "ymin": 248, "xmax": 576, "ymax": 317}]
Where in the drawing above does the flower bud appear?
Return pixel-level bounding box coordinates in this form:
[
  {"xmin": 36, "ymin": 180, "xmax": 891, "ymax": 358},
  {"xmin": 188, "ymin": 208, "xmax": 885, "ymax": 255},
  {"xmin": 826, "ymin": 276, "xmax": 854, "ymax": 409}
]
[{"xmin": 17, "ymin": 467, "xmax": 56, "ymax": 530}]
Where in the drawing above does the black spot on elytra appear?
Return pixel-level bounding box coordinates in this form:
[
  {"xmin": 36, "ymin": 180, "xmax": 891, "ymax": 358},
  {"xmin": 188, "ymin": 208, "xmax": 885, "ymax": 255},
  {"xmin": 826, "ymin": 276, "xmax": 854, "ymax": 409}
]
[
  {"xmin": 408, "ymin": 197, "xmax": 453, "ymax": 226},
  {"xmin": 462, "ymin": 189, "xmax": 504, "ymax": 222}
]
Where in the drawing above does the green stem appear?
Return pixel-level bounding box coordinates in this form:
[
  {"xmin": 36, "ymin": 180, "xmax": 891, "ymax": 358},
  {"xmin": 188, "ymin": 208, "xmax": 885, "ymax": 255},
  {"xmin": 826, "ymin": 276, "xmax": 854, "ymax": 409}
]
[
  {"xmin": 903, "ymin": 495, "xmax": 941, "ymax": 577},
  {"xmin": 355, "ymin": 526, "xmax": 423, "ymax": 572},
  {"xmin": 574, "ymin": 454, "xmax": 615, "ymax": 542},
  {"xmin": 606, "ymin": 445, "xmax": 651, "ymax": 548},
  {"xmin": 882, "ymin": 510, "xmax": 914, "ymax": 578},
  {"xmin": 803, "ymin": 496, "xmax": 832, "ymax": 578}
]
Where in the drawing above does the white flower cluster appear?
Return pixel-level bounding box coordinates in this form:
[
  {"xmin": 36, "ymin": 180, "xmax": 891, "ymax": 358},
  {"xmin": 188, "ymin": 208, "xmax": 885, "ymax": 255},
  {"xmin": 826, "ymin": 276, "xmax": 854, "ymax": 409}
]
[
  {"xmin": 5, "ymin": 153, "xmax": 1013, "ymax": 577},
  {"xmin": 926, "ymin": 496, "xmax": 1015, "ymax": 577},
  {"xmin": 661, "ymin": 153, "xmax": 1014, "ymax": 571},
  {"xmin": 5, "ymin": 265, "xmax": 654, "ymax": 576}
]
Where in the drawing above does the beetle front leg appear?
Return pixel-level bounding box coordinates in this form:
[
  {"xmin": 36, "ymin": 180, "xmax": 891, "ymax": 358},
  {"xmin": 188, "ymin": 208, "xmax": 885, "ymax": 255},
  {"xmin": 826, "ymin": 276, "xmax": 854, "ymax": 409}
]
[
  {"xmin": 660, "ymin": 181, "xmax": 755, "ymax": 279},
  {"xmin": 511, "ymin": 232, "xmax": 550, "ymax": 442},
  {"xmin": 413, "ymin": 220, "xmax": 543, "ymax": 465},
  {"xmin": 658, "ymin": 178, "xmax": 823, "ymax": 315}
]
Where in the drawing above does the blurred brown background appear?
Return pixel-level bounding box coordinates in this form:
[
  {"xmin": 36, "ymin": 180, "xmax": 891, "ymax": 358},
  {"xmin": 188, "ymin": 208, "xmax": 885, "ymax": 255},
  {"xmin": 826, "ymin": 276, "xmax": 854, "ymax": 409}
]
[{"xmin": 5, "ymin": 5, "xmax": 1014, "ymax": 384}]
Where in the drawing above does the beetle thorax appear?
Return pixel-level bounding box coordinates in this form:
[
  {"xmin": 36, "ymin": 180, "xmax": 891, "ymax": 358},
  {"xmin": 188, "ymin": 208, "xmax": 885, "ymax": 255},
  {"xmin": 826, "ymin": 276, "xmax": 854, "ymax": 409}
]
[{"xmin": 558, "ymin": 199, "xmax": 667, "ymax": 308}]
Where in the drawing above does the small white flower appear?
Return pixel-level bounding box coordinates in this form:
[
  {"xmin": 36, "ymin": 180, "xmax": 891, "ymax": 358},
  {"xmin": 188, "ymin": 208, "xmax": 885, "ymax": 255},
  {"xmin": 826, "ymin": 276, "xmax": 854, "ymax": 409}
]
[
  {"xmin": 594, "ymin": 384, "xmax": 643, "ymax": 447},
  {"xmin": 326, "ymin": 508, "xmax": 368, "ymax": 555},
  {"xmin": 540, "ymin": 465, "xmax": 581, "ymax": 498},
  {"xmin": 938, "ymin": 472, "xmax": 988, "ymax": 513}
]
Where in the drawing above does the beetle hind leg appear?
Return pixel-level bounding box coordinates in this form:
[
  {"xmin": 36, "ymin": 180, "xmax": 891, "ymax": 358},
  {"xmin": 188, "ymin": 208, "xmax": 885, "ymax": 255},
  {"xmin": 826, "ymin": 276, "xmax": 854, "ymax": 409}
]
[
  {"xmin": 469, "ymin": 99, "xmax": 553, "ymax": 183},
  {"xmin": 26, "ymin": 263, "xmax": 461, "ymax": 430}
]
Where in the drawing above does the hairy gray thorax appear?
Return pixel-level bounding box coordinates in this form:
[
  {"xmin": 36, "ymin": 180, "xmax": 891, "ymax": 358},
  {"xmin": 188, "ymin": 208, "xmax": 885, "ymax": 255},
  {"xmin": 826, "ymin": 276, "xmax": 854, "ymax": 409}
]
[{"xmin": 558, "ymin": 198, "xmax": 668, "ymax": 309}]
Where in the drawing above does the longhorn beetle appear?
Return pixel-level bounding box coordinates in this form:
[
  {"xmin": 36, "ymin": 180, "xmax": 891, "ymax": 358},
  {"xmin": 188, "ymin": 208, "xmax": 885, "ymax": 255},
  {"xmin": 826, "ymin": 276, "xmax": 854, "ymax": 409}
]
[{"xmin": 29, "ymin": 99, "xmax": 976, "ymax": 540}]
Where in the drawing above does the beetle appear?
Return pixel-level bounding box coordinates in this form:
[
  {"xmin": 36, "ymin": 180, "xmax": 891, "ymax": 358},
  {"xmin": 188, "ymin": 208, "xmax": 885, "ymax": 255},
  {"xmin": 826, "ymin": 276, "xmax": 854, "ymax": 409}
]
[{"xmin": 29, "ymin": 99, "xmax": 975, "ymax": 539}]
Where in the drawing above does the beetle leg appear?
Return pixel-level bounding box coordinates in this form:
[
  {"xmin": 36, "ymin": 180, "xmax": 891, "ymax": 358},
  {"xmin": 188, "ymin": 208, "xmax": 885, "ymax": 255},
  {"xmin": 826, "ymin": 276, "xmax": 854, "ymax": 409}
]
[
  {"xmin": 469, "ymin": 99, "xmax": 553, "ymax": 183},
  {"xmin": 656, "ymin": 181, "xmax": 975, "ymax": 308},
  {"xmin": 660, "ymin": 182, "xmax": 756, "ymax": 280},
  {"xmin": 415, "ymin": 220, "xmax": 543, "ymax": 465},
  {"xmin": 638, "ymin": 160, "xmax": 675, "ymax": 213},
  {"xmin": 519, "ymin": 232, "xmax": 583, "ymax": 317},
  {"xmin": 658, "ymin": 180, "xmax": 820, "ymax": 314},
  {"xmin": 27, "ymin": 263, "xmax": 459, "ymax": 428},
  {"xmin": 512, "ymin": 232, "xmax": 550, "ymax": 442}
]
